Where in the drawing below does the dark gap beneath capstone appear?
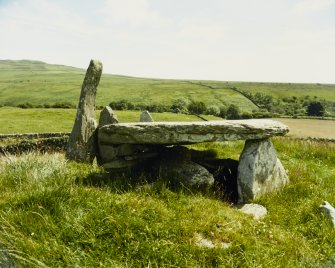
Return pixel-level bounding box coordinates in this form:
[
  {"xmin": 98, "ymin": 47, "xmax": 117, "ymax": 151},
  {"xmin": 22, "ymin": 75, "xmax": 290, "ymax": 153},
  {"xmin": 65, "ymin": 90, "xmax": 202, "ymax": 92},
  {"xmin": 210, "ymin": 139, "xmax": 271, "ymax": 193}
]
[{"xmin": 129, "ymin": 145, "xmax": 239, "ymax": 204}]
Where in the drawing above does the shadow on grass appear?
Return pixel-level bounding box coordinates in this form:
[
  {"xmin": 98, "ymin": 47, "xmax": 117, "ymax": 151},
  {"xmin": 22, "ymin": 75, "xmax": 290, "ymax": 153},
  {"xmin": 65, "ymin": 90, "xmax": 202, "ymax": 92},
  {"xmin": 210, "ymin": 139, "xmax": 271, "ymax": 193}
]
[{"xmin": 77, "ymin": 157, "xmax": 239, "ymax": 204}]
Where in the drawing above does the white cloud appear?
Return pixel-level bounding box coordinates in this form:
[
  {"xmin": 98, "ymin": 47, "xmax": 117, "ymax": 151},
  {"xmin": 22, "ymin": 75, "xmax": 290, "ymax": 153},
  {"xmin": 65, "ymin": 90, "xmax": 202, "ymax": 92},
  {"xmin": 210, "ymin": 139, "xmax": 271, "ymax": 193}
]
[
  {"xmin": 101, "ymin": 0, "xmax": 169, "ymax": 27},
  {"xmin": 177, "ymin": 18, "xmax": 227, "ymax": 43},
  {"xmin": 0, "ymin": 0, "xmax": 334, "ymax": 83},
  {"xmin": 293, "ymin": 0, "xmax": 335, "ymax": 15}
]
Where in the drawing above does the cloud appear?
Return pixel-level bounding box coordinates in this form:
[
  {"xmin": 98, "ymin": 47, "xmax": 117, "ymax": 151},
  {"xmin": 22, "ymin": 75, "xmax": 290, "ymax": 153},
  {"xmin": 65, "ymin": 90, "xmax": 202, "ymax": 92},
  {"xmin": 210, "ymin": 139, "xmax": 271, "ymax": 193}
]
[
  {"xmin": 0, "ymin": 0, "xmax": 107, "ymax": 66},
  {"xmin": 0, "ymin": 0, "xmax": 334, "ymax": 83},
  {"xmin": 101, "ymin": 0, "xmax": 169, "ymax": 27},
  {"xmin": 292, "ymin": 0, "xmax": 335, "ymax": 15},
  {"xmin": 177, "ymin": 18, "xmax": 227, "ymax": 43}
]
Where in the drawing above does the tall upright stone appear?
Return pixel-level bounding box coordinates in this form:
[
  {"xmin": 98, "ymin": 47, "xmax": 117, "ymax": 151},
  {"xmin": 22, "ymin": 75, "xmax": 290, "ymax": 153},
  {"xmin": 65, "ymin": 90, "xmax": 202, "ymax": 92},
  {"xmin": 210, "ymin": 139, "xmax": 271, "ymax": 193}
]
[{"xmin": 66, "ymin": 60, "xmax": 103, "ymax": 163}]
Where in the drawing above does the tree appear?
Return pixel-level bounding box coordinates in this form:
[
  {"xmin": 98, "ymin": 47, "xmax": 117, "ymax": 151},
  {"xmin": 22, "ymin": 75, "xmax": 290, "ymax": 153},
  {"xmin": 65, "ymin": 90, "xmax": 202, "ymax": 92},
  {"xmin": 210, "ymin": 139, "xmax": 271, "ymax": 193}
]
[
  {"xmin": 226, "ymin": 104, "xmax": 240, "ymax": 119},
  {"xmin": 307, "ymin": 101, "xmax": 325, "ymax": 117}
]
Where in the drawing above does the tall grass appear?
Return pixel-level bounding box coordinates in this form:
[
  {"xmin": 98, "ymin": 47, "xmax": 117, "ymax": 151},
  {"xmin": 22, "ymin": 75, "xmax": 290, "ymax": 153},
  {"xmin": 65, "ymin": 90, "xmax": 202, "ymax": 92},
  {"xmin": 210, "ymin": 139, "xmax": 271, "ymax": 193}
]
[{"xmin": 0, "ymin": 138, "xmax": 334, "ymax": 267}]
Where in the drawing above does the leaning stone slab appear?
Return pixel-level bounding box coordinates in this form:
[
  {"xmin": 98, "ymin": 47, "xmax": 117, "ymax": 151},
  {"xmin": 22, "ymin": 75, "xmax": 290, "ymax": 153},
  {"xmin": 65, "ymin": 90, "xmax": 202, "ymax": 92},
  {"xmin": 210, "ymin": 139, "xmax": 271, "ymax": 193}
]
[
  {"xmin": 98, "ymin": 119, "xmax": 289, "ymax": 145},
  {"xmin": 140, "ymin": 110, "xmax": 154, "ymax": 122},
  {"xmin": 99, "ymin": 106, "xmax": 118, "ymax": 127},
  {"xmin": 66, "ymin": 60, "xmax": 103, "ymax": 163},
  {"xmin": 237, "ymin": 139, "xmax": 289, "ymax": 203}
]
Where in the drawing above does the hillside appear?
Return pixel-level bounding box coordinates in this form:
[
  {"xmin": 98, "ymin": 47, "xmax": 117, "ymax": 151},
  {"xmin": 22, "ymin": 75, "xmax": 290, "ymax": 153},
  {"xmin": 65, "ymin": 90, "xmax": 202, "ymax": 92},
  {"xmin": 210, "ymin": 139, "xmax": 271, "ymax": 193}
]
[{"xmin": 1, "ymin": 60, "xmax": 335, "ymax": 116}]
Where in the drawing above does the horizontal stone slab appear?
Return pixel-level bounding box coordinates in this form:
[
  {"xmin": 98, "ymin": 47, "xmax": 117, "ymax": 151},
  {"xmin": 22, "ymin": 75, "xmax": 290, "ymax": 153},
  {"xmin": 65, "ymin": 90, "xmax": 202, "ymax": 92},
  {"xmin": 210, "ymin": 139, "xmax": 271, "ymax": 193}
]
[{"xmin": 98, "ymin": 119, "xmax": 289, "ymax": 145}]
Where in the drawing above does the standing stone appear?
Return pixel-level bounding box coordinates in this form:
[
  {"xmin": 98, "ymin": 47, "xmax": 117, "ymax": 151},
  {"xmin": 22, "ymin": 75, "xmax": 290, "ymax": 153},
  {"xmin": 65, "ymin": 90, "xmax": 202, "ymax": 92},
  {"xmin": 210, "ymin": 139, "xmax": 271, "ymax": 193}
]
[
  {"xmin": 66, "ymin": 60, "xmax": 103, "ymax": 163},
  {"xmin": 140, "ymin": 110, "xmax": 154, "ymax": 122},
  {"xmin": 99, "ymin": 106, "xmax": 119, "ymax": 127},
  {"xmin": 237, "ymin": 138, "xmax": 289, "ymax": 203}
]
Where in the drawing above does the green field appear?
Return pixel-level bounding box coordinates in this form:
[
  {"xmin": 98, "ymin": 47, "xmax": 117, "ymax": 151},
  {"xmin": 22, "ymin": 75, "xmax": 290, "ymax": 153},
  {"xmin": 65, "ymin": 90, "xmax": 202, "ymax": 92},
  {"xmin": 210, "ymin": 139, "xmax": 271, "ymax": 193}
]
[
  {"xmin": 0, "ymin": 139, "xmax": 334, "ymax": 267},
  {"xmin": 1, "ymin": 60, "xmax": 335, "ymax": 116},
  {"xmin": 0, "ymin": 60, "xmax": 257, "ymax": 112},
  {"xmin": 0, "ymin": 107, "xmax": 221, "ymax": 134},
  {"xmin": 202, "ymin": 80, "xmax": 335, "ymax": 101}
]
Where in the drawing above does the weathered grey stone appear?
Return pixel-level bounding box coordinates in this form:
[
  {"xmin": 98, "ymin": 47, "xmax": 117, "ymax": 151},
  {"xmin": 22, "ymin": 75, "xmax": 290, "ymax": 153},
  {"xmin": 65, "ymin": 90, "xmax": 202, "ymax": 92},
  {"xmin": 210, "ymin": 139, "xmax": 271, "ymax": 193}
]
[
  {"xmin": 238, "ymin": 203, "xmax": 267, "ymax": 220},
  {"xmin": 98, "ymin": 119, "xmax": 289, "ymax": 145},
  {"xmin": 102, "ymin": 152, "xmax": 158, "ymax": 169},
  {"xmin": 140, "ymin": 110, "xmax": 154, "ymax": 122},
  {"xmin": 99, "ymin": 106, "xmax": 118, "ymax": 127},
  {"xmin": 237, "ymin": 139, "xmax": 289, "ymax": 203},
  {"xmin": 319, "ymin": 201, "xmax": 335, "ymax": 228},
  {"xmin": 99, "ymin": 144, "xmax": 161, "ymax": 169},
  {"xmin": 157, "ymin": 159, "xmax": 214, "ymax": 192},
  {"xmin": 66, "ymin": 60, "xmax": 103, "ymax": 163}
]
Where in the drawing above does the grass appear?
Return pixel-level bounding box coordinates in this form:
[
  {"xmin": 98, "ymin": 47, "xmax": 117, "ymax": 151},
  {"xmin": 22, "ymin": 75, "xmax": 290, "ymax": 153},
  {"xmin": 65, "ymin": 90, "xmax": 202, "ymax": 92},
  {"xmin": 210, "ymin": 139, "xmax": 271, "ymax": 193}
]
[
  {"xmin": 0, "ymin": 107, "xmax": 221, "ymax": 134},
  {"xmin": 1, "ymin": 60, "xmax": 335, "ymax": 114},
  {"xmin": 201, "ymin": 80, "xmax": 335, "ymax": 101},
  {"xmin": 0, "ymin": 138, "xmax": 334, "ymax": 267},
  {"xmin": 0, "ymin": 60, "xmax": 257, "ymax": 112}
]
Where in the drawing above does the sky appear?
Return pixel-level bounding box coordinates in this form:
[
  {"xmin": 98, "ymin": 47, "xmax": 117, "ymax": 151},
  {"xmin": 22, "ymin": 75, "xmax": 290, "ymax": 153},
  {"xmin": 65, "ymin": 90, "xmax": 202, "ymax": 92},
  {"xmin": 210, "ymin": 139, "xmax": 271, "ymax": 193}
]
[{"xmin": 1, "ymin": 0, "xmax": 335, "ymax": 83}]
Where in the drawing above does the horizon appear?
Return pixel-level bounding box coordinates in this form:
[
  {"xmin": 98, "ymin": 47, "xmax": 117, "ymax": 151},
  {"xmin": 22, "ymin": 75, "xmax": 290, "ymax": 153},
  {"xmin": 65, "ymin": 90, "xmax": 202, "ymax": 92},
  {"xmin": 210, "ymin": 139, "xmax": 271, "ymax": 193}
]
[
  {"xmin": 3, "ymin": 58, "xmax": 335, "ymax": 85},
  {"xmin": 1, "ymin": 0, "xmax": 335, "ymax": 84}
]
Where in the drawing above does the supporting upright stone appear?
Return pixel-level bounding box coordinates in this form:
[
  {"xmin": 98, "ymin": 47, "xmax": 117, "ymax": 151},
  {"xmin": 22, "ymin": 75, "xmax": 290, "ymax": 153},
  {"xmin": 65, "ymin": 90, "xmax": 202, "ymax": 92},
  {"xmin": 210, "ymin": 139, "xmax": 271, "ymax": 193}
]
[
  {"xmin": 237, "ymin": 138, "xmax": 289, "ymax": 203},
  {"xmin": 140, "ymin": 110, "xmax": 154, "ymax": 122},
  {"xmin": 99, "ymin": 106, "xmax": 118, "ymax": 127},
  {"xmin": 66, "ymin": 60, "xmax": 103, "ymax": 163}
]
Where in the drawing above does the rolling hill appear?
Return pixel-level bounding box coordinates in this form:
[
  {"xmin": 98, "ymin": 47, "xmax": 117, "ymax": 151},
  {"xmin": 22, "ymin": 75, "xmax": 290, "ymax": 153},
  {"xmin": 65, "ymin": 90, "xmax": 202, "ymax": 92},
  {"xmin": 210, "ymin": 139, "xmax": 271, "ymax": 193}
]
[{"xmin": 1, "ymin": 60, "xmax": 335, "ymax": 115}]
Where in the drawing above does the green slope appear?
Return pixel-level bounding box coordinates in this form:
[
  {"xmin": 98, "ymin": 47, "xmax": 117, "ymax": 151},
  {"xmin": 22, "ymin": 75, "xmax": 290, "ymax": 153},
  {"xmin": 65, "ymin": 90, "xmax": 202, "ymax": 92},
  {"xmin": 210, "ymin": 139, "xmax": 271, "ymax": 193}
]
[
  {"xmin": 200, "ymin": 80, "xmax": 335, "ymax": 102},
  {"xmin": 1, "ymin": 60, "xmax": 335, "ymax": 113},
  {"xmin": 0, "ymin": 60, "xmax": 254, "ymax": 112}
]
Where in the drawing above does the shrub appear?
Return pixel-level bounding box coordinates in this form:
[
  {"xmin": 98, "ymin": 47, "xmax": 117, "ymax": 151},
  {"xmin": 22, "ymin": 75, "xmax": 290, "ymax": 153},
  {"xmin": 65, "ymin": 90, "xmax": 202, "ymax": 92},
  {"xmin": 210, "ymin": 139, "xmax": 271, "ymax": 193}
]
[
  {"xmin": 18, "ymin": 102, "xmax": 33, "ymax": 109},
  {"xmin": 51, "ymin": 102, "xmax": 75, "ymax": 109},
  {"xmin": 188, "ymin": 101, "xmax": 207, "ymax": 115},
  {"xmin": 226, "ymin": 104, "xmax": 240, "ymax": 119},
  {"xmin": 170, "ymin": 98, "xmax": 189, "ymax": 114},
  {"xmin": 145, "ymin": 104, "xmax": 169, "ymax": 113},
  {"xmin": 252, "ymin": 111, "xmax": 272, "ymax": 118},
  {"xmin": 240, "ymin": 112, "xmax": 253, "ymax": 119},
  {"xmin": 109, "ymin": 100, "xmax": 134, "ymax": 110},
  {"xmin": 219, "ymin": 106, "xmax": 227, "ymax": 118},
  {"xmin": 307, "ymin": 101, "xmax": 325, "ymax": 117},
  {"xmin": 206, "ymin": 105, "xmax": 220, "ymax": 116}
]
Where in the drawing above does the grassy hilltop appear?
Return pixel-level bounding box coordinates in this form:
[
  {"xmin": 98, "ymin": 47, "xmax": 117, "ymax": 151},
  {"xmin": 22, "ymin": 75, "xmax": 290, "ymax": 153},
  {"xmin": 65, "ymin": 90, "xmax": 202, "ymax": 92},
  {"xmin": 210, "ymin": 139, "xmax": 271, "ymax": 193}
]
[{"xmin": 1, "ymin": 60, "xmax": 335, "ymax": 117}]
